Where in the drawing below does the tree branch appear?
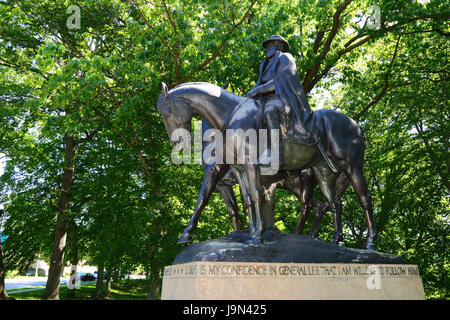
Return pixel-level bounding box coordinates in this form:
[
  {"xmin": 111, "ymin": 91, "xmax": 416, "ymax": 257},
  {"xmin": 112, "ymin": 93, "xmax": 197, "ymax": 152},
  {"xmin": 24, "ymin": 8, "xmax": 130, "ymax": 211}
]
[
  {"xmin": 75, "ymin": 129, "xmax": 100, "ymax": 145},
  {"xmin": 349, "ymin": 34, "xmax": 400, "ymax": 120},
  {"xmin": 303, "ymin": 12, "xmax": 450, "ymax": 92},
  {"xmin": 161, "ymin": 0, "xmax": 179, "ymax": 38},
  {"xmin": 131, "ymin": 0, "xmax": 173, "ymax": 51},
  {"xmin": 312, "ymin": 29, "xmax": 325, "ymax": 54},
  {"xmin": 177, "ymin": 0, "xmax": 258, "ymax": 84},
  {"xmin": 13, "ymin": 0, "xmax": 83, "ymax": 58},
  {"xmin": 94, "ymin": 106, "xmax": 157, "ymax": 191},
  {"xmin": 161, "ymin": 0, "xmax": 181, "ymax": 82},
  {"xmin": 0, "ymin": 57, "xmax": 20, "ymax": 69},
  {"xmin": 0, "ymin": 51, "xmax": 47, "ymax": 79},
  {"xmin": 413, "ymin": 108, "xmax": 450, "ymax": 192},
  {"xmin": 344, "ymin": 14, "xmax": 450, "ymax": 51},
  {"xmin": 303, "ymin": 0, "xmax": 353, "ymax": 89},
  {"xmin": 320, "ymin": 0, "xmax": 353, "ymax": 59}
]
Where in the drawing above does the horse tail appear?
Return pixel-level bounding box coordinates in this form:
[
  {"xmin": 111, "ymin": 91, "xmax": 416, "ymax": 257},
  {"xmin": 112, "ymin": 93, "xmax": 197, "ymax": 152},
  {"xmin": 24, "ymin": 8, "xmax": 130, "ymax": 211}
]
[
  {"xmin": 356, "ymin": 124, "xmax": 367, "ymax": 170},
  {"xmin": 360, "ymin": 125, "xmax": 367, "ymax": 152}
]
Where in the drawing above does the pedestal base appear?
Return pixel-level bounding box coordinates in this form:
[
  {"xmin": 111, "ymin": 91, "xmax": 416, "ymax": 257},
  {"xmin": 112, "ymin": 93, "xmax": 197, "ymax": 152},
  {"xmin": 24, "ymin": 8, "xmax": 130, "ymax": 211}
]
[{"xmin": 162, "ymin": 262, "xmax": 425, "ymax": 300}]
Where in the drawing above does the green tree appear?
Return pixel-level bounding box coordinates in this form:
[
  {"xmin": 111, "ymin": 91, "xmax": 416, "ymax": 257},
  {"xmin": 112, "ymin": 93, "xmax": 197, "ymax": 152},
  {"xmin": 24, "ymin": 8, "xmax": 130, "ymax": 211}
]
[{"xmin": 0, "ymin": 0, "xmax": 448, "ymax": 300}]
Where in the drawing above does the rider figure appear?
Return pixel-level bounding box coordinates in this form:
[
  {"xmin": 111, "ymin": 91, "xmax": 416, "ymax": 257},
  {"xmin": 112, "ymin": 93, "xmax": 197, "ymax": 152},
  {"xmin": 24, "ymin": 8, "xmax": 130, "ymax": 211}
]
[{"xmin": 247, "ymin": 35, "xmax": 322, "ymax": 167}]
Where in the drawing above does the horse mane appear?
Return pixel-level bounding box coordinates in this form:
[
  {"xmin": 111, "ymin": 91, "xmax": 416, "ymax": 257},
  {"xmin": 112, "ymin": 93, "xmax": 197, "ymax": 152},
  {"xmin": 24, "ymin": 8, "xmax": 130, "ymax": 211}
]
[
  {"xmin": 169, "ymin": 82, "xmax": 238, "ymax": 100},
  {"xmin": 164, "ymin": 81, "xmax": 249, "ymax": 132}
]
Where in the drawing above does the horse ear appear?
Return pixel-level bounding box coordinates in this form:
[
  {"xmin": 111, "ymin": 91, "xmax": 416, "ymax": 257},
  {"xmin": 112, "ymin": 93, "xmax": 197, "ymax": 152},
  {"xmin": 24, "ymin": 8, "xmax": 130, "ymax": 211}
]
[{"xmin": 161, "ymin": 82, "xmax": 168, "ymax": 98}]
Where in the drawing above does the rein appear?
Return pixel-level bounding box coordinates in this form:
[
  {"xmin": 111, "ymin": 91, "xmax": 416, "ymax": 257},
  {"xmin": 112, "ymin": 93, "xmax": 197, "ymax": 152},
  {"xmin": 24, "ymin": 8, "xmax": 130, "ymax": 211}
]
[{"xmin": 165, "ymin": 95, "xmax": 187, "ymax": 126}]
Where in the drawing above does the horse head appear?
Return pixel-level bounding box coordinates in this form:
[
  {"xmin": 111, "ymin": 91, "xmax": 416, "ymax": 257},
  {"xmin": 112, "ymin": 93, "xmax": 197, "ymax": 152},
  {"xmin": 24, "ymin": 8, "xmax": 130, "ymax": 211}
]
[{"xmin": 157, "ymin": 82, "xmax": 193, "ymax": 148}]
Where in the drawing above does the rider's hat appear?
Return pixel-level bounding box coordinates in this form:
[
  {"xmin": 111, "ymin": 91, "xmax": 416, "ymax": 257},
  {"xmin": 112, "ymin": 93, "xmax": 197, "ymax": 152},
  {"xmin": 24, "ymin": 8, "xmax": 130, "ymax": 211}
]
[{"xmin": 262, "ymin": 35, "xmax": 290, "ymax": 52}]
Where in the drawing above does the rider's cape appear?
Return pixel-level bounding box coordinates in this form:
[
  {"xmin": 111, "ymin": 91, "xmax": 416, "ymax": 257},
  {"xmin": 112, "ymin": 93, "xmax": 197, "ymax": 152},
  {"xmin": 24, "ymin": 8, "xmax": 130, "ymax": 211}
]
[{"xmin": 257, "ymin": 51, "xmax": 319, "ymax": 146}]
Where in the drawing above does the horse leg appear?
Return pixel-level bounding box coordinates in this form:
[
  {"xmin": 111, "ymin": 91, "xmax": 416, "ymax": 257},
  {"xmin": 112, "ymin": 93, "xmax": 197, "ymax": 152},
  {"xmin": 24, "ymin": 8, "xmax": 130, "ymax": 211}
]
[
  {"xmin": 311, "ymin": 172, "xmax": 349, "ymax": 238},
  {"xmin": 217, "ymin": 183, "xmax": 241, "ymax": 231},
  {"xmin": 245, "ymin": 164, "xmax": 265, "ymax": 241},
  {"xmin": 313, "ymin": 166, "xmax": 342, "ymax": 245},
  {"xmin": 334, "ymin": 199, "xmax": 343, "ymax": 243},
  {"xmin": 346, "ymin": 166, "xmax": 377, "ymax": 250},
  {"xmin": 295, "ymin": 169, "xmax": 315, "ymax": 235},
  {"xmin": 262, "ymin": 182, "xmax": 277, "ymax": 228},
  {"xmin": 311, "ymin": 199, "xmax": 325, "ymax": 238},
  {"xmin": 231, "ymin": 166, "xmax": 256, "ymax": 237},
  {"xmin": 178, "ymin": 163, "xmax": 227, "ymax": 244}
]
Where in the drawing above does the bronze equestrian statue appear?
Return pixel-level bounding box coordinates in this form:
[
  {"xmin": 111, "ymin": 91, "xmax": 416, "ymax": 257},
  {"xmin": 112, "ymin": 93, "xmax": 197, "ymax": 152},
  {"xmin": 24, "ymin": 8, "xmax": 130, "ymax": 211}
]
[{"xmin": 157, "ymin": 35, "xmax": 377, "ymax": 250}]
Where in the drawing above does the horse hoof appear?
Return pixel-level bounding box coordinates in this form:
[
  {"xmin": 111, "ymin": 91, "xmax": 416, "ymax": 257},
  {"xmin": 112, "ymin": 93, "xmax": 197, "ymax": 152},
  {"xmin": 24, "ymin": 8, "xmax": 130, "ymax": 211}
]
[
  {"xmin": 248, "ymin": 234, "xmax": 263, "ymax": 245},
  {"xmin": 177, "ymin": 233, "xmax": 192, "ymax": 244},
  {"xmin": 250, "ymin": 237, "xmax": 263, "ymax": 245}
]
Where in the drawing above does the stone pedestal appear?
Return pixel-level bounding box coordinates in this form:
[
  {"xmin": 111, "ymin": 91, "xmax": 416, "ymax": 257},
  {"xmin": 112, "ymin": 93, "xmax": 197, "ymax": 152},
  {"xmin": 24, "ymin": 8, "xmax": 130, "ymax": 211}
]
[{"xmin": 162, "ymin": 262, "xmax": 425, "ymax": 300}]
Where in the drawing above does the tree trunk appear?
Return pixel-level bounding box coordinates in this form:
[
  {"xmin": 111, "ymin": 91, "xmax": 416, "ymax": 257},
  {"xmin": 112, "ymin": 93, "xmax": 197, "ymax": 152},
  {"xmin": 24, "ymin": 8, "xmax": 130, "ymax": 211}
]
[
  {"xmin": 0, "ymin": 239, "xmax": 9, "ymax": 300},
  {"xmin": 104, "ymin": 270, "xmax": 112, "ymax": 299},
  {"xmin": 91, "ymin": 262, "xmax": 104, "ymax": 299},
  {"xmin": 66, "ymin": 220, "xmax": 78, "ymax": 299},
  {"xmin": 112, "ymin": 269, "xmax": 119, "ymax": 282},
  {"xmin": 146, "ymin": 217, "xmax": 163, "ymax": 300},
  {"xmin": 147, "ymin": 271, "xmax": 161, "ymax": 300},
  {"xmin": 147, "ymin": 249, "xmax": 161, "ymax": 300},
  {"xmin": 42, "ymin": 133, "xmax": 76, "ymax": 300}
]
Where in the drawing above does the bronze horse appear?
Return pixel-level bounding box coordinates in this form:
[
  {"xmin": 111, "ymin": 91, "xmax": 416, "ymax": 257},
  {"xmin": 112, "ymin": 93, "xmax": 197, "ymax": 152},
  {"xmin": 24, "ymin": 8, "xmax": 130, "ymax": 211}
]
[
  {"xmin": 177, "ymin": 119, "xmax": 351, "ymax": 245},
  {"xmin": 157, "ymin": 82, "xmax": 377, "ymax": 249}
]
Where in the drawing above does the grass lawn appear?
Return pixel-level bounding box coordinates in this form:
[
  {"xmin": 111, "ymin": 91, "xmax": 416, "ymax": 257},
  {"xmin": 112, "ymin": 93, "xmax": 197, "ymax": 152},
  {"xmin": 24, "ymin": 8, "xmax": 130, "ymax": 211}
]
[{"xmin": 8, "ymin": 279, "xmax": 150, "ymax": 300}]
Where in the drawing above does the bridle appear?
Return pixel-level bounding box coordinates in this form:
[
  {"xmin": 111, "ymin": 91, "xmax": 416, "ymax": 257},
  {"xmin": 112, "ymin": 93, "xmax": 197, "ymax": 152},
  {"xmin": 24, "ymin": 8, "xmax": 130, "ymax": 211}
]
[{"xmin": 159, "ymin": 93, "xmax": 187, "ymax": 127}]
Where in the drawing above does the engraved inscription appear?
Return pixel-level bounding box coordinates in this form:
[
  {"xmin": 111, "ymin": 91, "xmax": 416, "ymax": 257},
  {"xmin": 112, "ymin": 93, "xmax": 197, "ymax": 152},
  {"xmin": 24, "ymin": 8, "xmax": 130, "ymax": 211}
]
[{"xmin": 164, "ymin": 263, "xmax": 421, "ymax": 278}]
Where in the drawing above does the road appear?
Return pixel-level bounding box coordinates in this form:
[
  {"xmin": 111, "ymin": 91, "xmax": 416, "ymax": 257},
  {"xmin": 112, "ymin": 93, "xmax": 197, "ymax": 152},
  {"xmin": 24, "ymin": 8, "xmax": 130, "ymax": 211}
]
[
  {"xmin": 5, "ymin": 277, "xmax": 98, "ymax": 294},
  {"xmin": 5, "ymin": 274, "xmax": 145, "ymax": 293},
  {"xmin": 5, "ymin": 277, "xmax": 70, "ymax": 290}
]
